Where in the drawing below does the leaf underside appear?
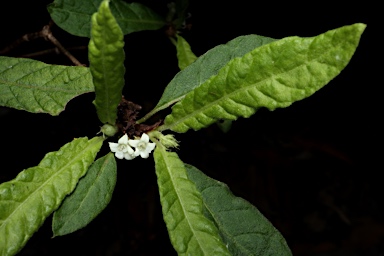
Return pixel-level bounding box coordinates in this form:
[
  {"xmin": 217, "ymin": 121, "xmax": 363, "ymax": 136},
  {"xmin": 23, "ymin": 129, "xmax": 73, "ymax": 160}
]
[
  {"xmin": 89, "ymin": 0, "xmax": 125, "ymax": 125},
  {"xmin": 161, "ymin": 23, "xmax": 366, "ymax": 133},
  {"xmin": 52, "ymin": 152, "xmax": 117, "ymax": 236},
  {"xmin": 0, "ymin": 137, "xmax": 103, "ymax": 256},
  {"xmin": 185, "ymin": 164, "xmax": 292, "ymax": 256},
  {"xmin": 48, "ymin": 0, "xmax": 165, "ymax": 37},
  {"xmin": 0, "ymin": 56, "xmax": 93, "ymax": 115},
  {"xmin": 153, "ymin": 145, "xmax": 231, "ymax": 256}
]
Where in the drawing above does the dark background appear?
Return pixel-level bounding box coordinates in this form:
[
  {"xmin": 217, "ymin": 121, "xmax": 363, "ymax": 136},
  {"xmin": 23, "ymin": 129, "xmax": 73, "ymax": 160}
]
[{"xmin": 1, "ymin": 1, "xmax": 377, "ymax": 255}]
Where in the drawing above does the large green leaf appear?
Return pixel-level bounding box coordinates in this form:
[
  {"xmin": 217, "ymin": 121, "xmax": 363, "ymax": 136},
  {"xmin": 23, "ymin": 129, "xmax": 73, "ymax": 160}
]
[
  {"xmin": 138, "ymin": 34, "xmax": 275, "ymax": 123},
  {"xmin": 185, "ymin": 164, "xmax": 292, "ymax": 256},
  {"xmin": 0, "ymin": 137, "xmax": 103, "ymax": 256},
  {"xmin": 176, "ymin": 34, "xmax": 197, "ymax": 70},
  {"xmin": 89, "ymin": 0, "xmax": 125, "ymax": 125},
  {"xmin": 52, "ymin": 152, "xmax": 117, "ymax": 236},
  {"xmin": 153, "ymin": 144, "xmax": 231, "ymax": 256},
  {"xmin": 160, "ymin": 24, "xmax": 366, "ymax": 133},
  {"xmin": 0, "ymin": 56, "xmax": 93, "ymax": 115},
  {"xmin": 48, "ymin": 0, "xmax": 165, "ymax": 38}
]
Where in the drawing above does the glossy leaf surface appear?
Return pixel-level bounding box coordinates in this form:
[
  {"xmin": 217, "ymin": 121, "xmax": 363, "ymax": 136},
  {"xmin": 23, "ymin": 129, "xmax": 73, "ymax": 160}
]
[
  {"xmin": 89, "ymin": 0, "xmax": 125, "ymax": 125},
  {"xmin": 154, "ymin": 145, "xmax": 230, "ymax": 256},
  {"xmin": 161, "ymin": 24, "xmax": 366, "ymax": 133},
  {"xmin": 0, "ymin": 56, "xmax": 93, "ymax": 115},
  {"xmin": 52, "ymin": 152, "xmax": 117, "ymax": 236},
  {"xmin": 0, "ymin": 137, "xmax": 103, "ymax": 256},
  {"xmin": 186, "ymin": 164, "xmax": 292, "ymax": 256},
  {"xmin": 48, "ymin": 0, "xmax": 165, "ymax": 37}
]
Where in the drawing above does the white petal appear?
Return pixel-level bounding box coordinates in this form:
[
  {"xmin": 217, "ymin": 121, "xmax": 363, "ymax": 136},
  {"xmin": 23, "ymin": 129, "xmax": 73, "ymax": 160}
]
[
  {"xmin": 141, "ymin": 133, "xmax": 149, "ymax": 142},
  {"xmin": 118, "ymin": 134, "xmax": 129, "ymax": 144},
  {"xmin": 128, "ymin": 139, "xmax": 140, "ymax": 147},
  {"xmin": 115, "ymin": 151, "xmax": 124, "ymax": 159},
  {"xmin": 126, "ymin": 145, "xmax": 135, "ymax": 155},
  {"xmin": 140, "ymin": 151, "xmax": 150, "ymax": 158},
  {"xmin": 133, "ymin": 148, "xmax": 140, "ymax": 157},
  {"xmin": 146, "ymin": 142, "xmax": 156, "ymax": 152},
  {"xmin": 120, "ymin": 145, "xmax": 129, "ymax": 153},
  {"xmin": 124, "ymin": 152, "xmax": 136, "ymax": 160},
  {"xmin": 109, "ymin": 142, "xmax": 119, "ymax": 152}
]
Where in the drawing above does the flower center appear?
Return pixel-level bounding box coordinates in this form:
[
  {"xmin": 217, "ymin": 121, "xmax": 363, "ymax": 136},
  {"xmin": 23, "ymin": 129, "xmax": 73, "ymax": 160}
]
[
  {"xmin": 137, "ymin": 141, "xmax": 147, "ymax": 151},
  {"xmin": 118, "ymin": 144, "xmax": 127, "ymax": 151}
]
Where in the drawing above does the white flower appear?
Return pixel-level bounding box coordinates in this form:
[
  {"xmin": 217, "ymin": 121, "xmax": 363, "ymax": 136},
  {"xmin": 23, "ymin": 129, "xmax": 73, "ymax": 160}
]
[
  {"xmin": 128, "ymin": 133, "xmax": 156, "ymax": 159},
  {"xmin": 109, "ymin": 134, "xmax": 136, "ymax": 160}
]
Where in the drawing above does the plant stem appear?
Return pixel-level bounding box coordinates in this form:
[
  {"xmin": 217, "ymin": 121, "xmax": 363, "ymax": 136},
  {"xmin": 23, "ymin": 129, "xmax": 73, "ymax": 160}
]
[{"xmin": 0, "ymin": 20, "xmax": 84, "ymax": 66}]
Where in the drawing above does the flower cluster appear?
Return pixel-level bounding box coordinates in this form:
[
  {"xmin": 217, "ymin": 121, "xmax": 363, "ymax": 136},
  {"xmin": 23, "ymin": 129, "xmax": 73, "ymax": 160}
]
[{"xmin": 109, "ymin": 133, "xmax": 156, "ymax": 160}]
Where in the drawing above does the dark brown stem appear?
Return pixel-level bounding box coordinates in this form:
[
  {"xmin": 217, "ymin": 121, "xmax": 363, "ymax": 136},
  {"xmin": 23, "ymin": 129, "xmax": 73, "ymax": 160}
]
[
  {"xmin": 20, "ymin": 46, "xmax": 87, "ymax": 58},
  {"xmin": 0, "ymin": 31, "xmax": 42, "ymax": 55},
  {"xmin": 0, "ymin": 21, "xmax": 85, "ymax": 66}
]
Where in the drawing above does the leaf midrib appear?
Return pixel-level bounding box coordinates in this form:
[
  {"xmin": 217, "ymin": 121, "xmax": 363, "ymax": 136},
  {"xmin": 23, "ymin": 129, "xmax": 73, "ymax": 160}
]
[{"xmin": 0, "ymin": 81, "xmax": 92, "ymax": 93}]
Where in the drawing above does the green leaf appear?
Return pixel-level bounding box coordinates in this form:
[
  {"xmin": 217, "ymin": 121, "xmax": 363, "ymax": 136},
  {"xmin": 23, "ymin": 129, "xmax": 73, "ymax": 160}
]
[
  {"xmin": 138, "ymin": 34, "xmax": 275, "ymax": 123},
  {"xmin": 52, "ymin": 152, "xmax": 117, "ymax": 236},
  {"xmin": 185, "ymin": 164, "xmax": 292, "ymax": 256},
  {"xmin": 48, "ymin": 0, "xmax": 165, "ymax": 38},
  {"xmin": 153, "ymin": 144, "xmax": 231, "ymax": 256},
  {"xmin": 176, "ymin": 34, "xmax": 197, "ymax": 70},
  {"xmin": 89, "ymin": 0, "xmax": 125, "ymax": 125},
  {"xmin": 0, "ymin": 137, "xmax": 103, "ymax": 256},
  {"xmin": 160, "ymin": 23, "xmax": 366, "ymax": 133},
  {"xmin": 0, "ymin": 56, "xmax": 93, "ymax": 115}
]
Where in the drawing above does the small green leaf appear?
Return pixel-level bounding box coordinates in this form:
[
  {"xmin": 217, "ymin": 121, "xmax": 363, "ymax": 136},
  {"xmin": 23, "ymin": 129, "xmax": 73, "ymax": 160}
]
[
  {"xmin": 0, "ymin": 56, "xmax": 93, "ymax": 115},
  {"xmin": 52, "ymin": 152, "xmax": 117, "ymax": 236},
  {"xmin": 153, "ymin": 145, "xmax": 231, "ymax": 256},
  {"xmin": 0, "ymin": 137, "xmax": 103, "ymax": 256},
  {"xmin": 100, "ymin": 123, "xmax": 118, "ymax": 137},
  {"xmin": 160, "ymin": 24, "xmax": 366, "ymax": 133},
  {"xmin": 185, "ymin": 164, "xmax": 292, "ymax": 256},
  {"xmin": 89, "ymin": 0, "xmax": 125, "ymax": 125},
  {"xmin": 138, "ymin": 34, "xmax": 275, "ymax": 123},
  {"xmin": 176, "ymin": 34, "xmax": 197, "ymax": 70},
  {"xmin": 48, "ymin": 0, "xmax": 165, "ymax": 37}
]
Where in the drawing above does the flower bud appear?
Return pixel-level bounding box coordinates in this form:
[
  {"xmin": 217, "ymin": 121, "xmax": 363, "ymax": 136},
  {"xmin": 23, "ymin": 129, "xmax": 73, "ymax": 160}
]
[{"xmin": 101, "ymin": 124, "xmax": 118, "ymax": 137}]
